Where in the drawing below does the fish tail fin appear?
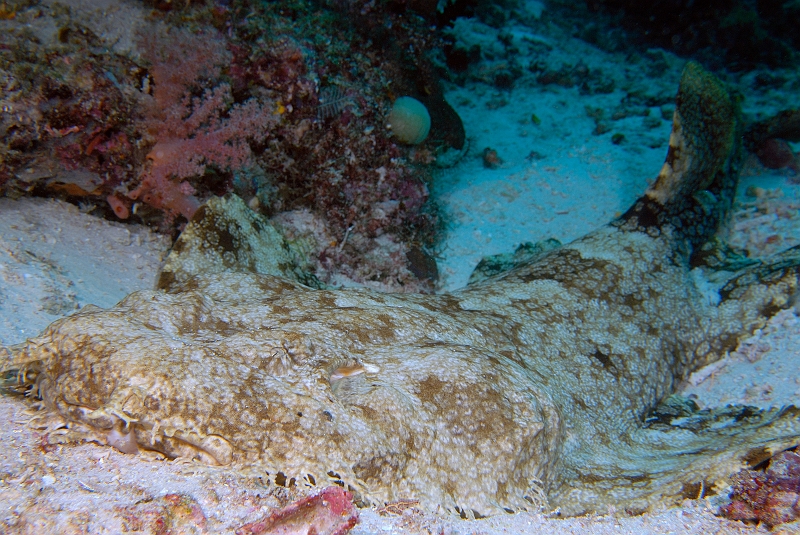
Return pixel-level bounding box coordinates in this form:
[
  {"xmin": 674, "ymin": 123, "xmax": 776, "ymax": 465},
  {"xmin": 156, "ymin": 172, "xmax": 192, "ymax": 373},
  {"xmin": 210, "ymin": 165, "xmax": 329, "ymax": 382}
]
[
  {"xmin": 617, "ymin": 61, "xmax": 743, "ymax": 256},
  {"xmin": 553, "ymin": 398, "xmax": 800, "ymax": 516},
  {"xmin": 683, "ymin": 244, "xmax": 800, "ymax": 374},
  {"xmin": 717, "ymin": 244, "xmax": 800, "ymax": 305}
]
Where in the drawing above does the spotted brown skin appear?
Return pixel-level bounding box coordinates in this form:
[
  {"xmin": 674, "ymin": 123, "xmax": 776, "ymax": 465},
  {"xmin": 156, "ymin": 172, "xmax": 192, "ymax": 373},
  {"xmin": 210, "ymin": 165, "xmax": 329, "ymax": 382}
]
[{"xmin": 3, "ymin": 63, "xmax": 800, "ymax": 518}]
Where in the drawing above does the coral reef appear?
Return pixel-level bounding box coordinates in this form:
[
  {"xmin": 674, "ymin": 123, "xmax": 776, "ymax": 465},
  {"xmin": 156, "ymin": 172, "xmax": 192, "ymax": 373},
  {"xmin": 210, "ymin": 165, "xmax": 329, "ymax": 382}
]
[
  {"xmin": 210, "ymin": 1, "xmax": 455, "ymax": 291},
  {"xmin": 744, "ymin": 109, "xmax": 800, "ymax": 175},
  {"xmin": 440, "ymin": 13, "xmax": 620, "ymax": 107},
  {"xmin": 0, "ymin": 0, "xmax": 463, "ymax": 291},
  {"xmin": 578, "ymin": 0, "xmax": 800, "ymax": 69},
  {"xmin": 129, "ymin": 28, "xmax": 279, "ymax": 221},
  {"xmin": 236, "ymin": 486, "xmax": 358, "ymax": 535},
  {"xmin": 0, "ymin": 11, "xmax": 142, "ymax": 202},
  {"xmin": 116, "ymin": 493, "xmax": 209, "ymax": 534},
  {"xmin": 720, "ymin": 449, "xmax": 800, "ymax": 527}
]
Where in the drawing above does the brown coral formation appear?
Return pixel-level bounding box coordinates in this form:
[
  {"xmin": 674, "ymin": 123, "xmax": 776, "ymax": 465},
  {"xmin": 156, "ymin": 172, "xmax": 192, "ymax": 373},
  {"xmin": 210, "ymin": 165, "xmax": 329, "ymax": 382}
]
[
  {"xmin": 115, "ymin": 493, "xmax": 209, "ymax": 534},
  {"xmin": 720, "ymin": 449, "xmax": 800, "ymax": 527},
  {"xmin": 744, "ymin": 109, "xmax": 800, "ymax": 175}
]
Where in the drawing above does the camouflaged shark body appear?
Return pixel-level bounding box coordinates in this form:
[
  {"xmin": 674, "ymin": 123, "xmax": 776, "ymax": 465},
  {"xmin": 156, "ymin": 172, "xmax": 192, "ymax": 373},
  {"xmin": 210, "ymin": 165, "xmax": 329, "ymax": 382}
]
[{"xmin": 3, "ymin": 63, "xmax": 799, "ymax": 518}]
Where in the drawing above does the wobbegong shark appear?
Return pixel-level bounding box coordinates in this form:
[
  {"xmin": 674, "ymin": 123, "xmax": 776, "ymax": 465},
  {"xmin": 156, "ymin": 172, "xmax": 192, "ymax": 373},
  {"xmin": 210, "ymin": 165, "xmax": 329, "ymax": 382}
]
[{"xmin": 3, "ymin": 62, "xmax": 799, "ymax": 518}]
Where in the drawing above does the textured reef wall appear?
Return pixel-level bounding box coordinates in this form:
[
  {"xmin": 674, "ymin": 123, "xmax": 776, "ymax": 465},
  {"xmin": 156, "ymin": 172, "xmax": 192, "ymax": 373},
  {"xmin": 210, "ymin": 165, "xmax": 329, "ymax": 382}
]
[{"xmin": 0, "ymin": 0, "xmax": 466, "ymax": 292}]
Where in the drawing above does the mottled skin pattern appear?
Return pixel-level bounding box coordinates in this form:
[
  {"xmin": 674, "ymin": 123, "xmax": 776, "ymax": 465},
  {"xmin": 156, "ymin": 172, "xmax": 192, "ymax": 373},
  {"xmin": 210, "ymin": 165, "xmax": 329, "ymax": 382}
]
[{"xmin": 3, "ymin": 63, "xmax": 800, "ymax": 518}]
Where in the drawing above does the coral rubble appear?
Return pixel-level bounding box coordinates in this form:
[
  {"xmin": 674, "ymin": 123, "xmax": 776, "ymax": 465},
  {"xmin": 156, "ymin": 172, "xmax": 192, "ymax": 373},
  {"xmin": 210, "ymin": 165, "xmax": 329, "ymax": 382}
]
[{"xmin": 720, "ymin": 449, "xmax": 800, "ymax": 527}]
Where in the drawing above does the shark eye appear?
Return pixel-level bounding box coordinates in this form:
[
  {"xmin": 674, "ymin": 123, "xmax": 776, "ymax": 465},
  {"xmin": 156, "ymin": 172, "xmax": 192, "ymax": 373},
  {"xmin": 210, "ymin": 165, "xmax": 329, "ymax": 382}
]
[
  {"xmin": 329, "ymin": 361, "xmax": 381, "ymax": 383},
  {"xmin": 330, "ymin": 364, "xmax": 366, "ymax": 383}
]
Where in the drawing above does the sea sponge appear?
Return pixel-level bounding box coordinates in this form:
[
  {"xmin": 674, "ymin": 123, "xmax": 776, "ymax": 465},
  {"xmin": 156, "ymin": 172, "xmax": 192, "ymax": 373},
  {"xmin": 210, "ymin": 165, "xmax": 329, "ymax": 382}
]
[{"xmin": 388, "ymin": 97, "xmax": 431, "ymax": 144}]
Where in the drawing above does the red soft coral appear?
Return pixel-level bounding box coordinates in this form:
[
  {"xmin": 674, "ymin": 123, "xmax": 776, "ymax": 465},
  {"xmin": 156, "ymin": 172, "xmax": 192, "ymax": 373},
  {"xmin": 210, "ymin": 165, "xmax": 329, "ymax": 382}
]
[
  {"xmin": 129, "ymin": 28, "xmax": 279, "ymax": 219},
  {"xmin": 720, "ymin": 449, "xmax": 800, "ymax": 527}
]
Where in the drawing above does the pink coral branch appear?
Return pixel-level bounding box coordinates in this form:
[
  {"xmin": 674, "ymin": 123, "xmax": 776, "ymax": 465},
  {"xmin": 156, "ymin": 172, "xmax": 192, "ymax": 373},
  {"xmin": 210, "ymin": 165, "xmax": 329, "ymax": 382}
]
[
  {"xmin": 236, "ymin": 486, "xmax": 359, "ymax": 535},
  {"xmin": 132, "ymin": 29, "xmax": 280, "ymax": 219}
]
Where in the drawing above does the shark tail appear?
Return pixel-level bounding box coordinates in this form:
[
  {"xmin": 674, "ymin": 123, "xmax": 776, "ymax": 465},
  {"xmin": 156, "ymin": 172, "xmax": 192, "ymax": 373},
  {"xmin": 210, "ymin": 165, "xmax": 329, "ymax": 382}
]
[
  {"xmin": 553, "ymin": 398, "xmax": 800, "ymax": 516},
  {"xmin": 616, "ymin": 61, "xmax": 743, "ymax": 258},
  {"xmin": 559, "ymin": 62, "xmax": 800, "ymax": 519}
]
